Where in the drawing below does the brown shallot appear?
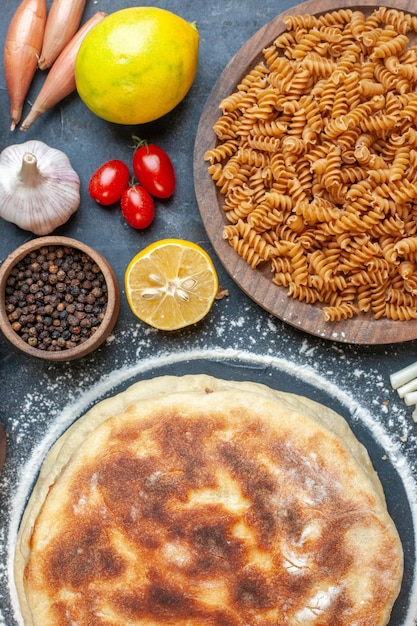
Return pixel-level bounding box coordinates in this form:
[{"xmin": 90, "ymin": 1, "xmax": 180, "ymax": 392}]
[
  {"xmin": 21, "ymin": 12, "xmax": 107, "ymax": 131},
  {"xmin": 4, "ymin": 0, "xmax": 47, "ymax": 131},
  {"xmin": 38, "ymin": 0, "xmax": 87, "ymax": 70}
]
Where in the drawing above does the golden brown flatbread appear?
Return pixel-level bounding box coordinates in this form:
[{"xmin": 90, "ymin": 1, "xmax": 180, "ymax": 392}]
[{"xmin": 15, "ymin": 375, "xmax": 403, "ymax": 625}]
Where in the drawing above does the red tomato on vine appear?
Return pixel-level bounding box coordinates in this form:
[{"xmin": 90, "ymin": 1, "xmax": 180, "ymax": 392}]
[
  {"xmin": 121, "ymin": 184, "xmax": 155, "ymax": 229},
  {"xmin": 132, "ymin": 137, "xmax": 176, "ymax": 199},
  {"xmin": 88, "ymin": 159, "xmax": 130, "ymax": 205}
]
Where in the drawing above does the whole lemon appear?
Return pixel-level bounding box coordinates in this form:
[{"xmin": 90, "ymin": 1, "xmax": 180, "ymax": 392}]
[{"xmin": 74, "ymin": 7, "xmax": 199, "ymax": 125}]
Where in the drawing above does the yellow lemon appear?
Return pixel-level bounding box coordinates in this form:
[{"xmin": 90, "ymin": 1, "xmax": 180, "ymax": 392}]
[
  {"xmin": 125, "ymin": 239, "xmax": 218, "ymax": 330},
  {"xmin": 75, "ymin": 7, "xmax": 199, "ymax": 125}
]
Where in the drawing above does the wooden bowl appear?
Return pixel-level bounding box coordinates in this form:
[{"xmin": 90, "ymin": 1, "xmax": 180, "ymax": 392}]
[
  {"xmin": 193, "ymin": 0, "xmax": 417, "ymax": 345},
  {"xmin": 0, "ymin": 236, "xmax": 120, "ymax": 361}
]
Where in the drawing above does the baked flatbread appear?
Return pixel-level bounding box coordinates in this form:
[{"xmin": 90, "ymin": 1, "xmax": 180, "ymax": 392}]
[{"xmin": 15, "ymin": 375, "xmax": 403, "ymax": 625}]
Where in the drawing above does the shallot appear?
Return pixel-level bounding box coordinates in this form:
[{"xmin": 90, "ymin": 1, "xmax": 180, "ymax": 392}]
[
  {"xmin": 3, "ymin": 0, "xmax": 47, "ymax": 130},
  {"xmin": 0, "ymin": 140, "xmax": 80, "ymax": 235},
  {"xmin": 21, "ymin": 12, "xmax": 107, "ymax": 131},
  {"xmin": 38, "ymin": 0, "xmax": 86, "ymax": 69}
]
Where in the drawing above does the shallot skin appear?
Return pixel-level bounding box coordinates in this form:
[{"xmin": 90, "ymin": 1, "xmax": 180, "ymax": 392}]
[
  {"xmin": 4, "ymin": 0, "xmax": 47, "ymax": 131},
  {"xmin": 38, "ymin": 0, "xmax": 87, "ymax": 70},
  {"xmin": 21, "ymin": 12, "xmax": 107, "ymax": 131}
]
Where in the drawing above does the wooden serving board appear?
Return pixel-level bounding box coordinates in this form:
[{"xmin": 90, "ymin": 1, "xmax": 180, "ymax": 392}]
[{"xmin": 194, "ymin": 0, "xmax": 417, "ymax": 345}]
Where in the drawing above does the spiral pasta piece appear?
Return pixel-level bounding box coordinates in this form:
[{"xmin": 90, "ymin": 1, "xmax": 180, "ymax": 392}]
[
  {"xmin": 385, "ymin": 303, "xmax": 417, "ymax": 320},
  {"xmin": 388, "ymin": 288, "xmax": 417, "ymax": 307},
  {"xmin": 287, "ymin": 283, "xmax": 322, "ymax": 303},
  {"xmin": 283, "ymin": 14, "xmax": 319, "ymax": 31},
  {"xmin": 248, "ymin": 205, "xmax": 285, "ymax": 231},
  {"xmin": 395, "ymin": 236, "xmax": 417, "ymax": 256},
  {"xmin": 296, "ymin": 198, "xmax": 342, "ymax": 223},
  {"xmin": 371, "ymin": 33, "xmax": 408, "ymax": 59},
  {"xmin": 323, "ymin": 302, "xmax": 358, "ymax": 321},
  {"xmin": 350, "ymin": 10, "xmax": 367, "ymax": 40},
  {"xmin": 204, "ymin": 140, "xmax": 240, "ymax": 165},
  {"xmin": 376, "ymin": 7, "xmax": 415, "ymax": 34},
  {"xmin": 389, "ymin": 147, "xmax": 411, "ymax": 181}
]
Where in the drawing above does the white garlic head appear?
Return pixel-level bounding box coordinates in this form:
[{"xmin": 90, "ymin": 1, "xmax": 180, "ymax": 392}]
[{"xmin": 0, "ymin": 139, "xmax": 80, "ymax": 235}]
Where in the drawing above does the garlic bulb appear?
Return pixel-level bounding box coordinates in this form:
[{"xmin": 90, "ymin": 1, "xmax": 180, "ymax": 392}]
[{"xmin": 0, "ymin": 139, "xmax": 80, "ymax": 235}]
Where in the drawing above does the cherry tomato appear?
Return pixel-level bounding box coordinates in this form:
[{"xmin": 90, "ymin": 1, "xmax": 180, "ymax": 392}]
[
  {"xmin": 121, "ymin": 184, "xmax": 155, "ymax": 229},
  {"xmin": 88, "ymin": 159, "xmax": 130, "ymax": 206},
  {"xmin": 132, "ymin": 142, "xmax": 176, "ymax": 199}
]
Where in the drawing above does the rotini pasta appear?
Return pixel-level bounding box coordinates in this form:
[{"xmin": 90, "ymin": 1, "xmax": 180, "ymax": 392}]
[{"xmin": 204, "ymin": 7, "xmax": 417, "ymax": 322}]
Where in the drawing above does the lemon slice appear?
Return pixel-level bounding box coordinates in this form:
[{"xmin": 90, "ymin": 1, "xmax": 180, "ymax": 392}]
[{"xmin": 125, "ymin": 239, "xmax": 218, "ymax": 330}]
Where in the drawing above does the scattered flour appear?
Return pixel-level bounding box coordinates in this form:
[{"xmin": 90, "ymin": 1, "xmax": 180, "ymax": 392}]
[
  {"xmin": 2, "ymin": 344, "xmax": 417, "ymax": 626},
  {"xmin": 1, "ymin": 302, "xmax": 416, "ymax": 625}
]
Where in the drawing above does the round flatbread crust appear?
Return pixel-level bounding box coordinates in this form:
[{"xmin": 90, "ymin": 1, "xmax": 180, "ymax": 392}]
[{"xmin": 14, "ymin": 375, "xmax": 403, "ymax": 626}]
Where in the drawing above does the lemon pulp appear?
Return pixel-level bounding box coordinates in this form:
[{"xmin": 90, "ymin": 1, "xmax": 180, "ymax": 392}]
[
  {"xmin": 125, "ymin": 239, "xmax": 218, "ymax": 330},
  {"xmin": 75, "ymin": 7, "xmax": 199, "ymax": 125}
]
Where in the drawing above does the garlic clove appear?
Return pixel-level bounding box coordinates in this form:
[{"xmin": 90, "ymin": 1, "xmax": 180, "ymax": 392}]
[{"xmin": 0, "ymin": 140, "xmax": 80, "ymax": 235}]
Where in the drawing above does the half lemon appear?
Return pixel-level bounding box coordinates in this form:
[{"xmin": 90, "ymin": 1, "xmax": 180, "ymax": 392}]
[{"xmin": 125, "ymin": 239, "xmax": 218, "ymax": 330}]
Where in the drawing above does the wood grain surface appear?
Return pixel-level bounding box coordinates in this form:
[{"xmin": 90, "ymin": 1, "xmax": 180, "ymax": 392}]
[{"xmin": 194, "ymin": 0, "xmax": 417, "ymax": 345}]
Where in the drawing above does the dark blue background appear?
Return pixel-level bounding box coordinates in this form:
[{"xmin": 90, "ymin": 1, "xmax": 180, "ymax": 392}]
[{"xmin": 0, "ymin": 2, "xmax": 416, "ymax": 625}]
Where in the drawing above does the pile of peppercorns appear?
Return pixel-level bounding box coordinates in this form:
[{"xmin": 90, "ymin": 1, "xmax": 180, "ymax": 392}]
[{"xmin": 4, "ymin": 245, "xmax": 108, "ymax": 352}]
